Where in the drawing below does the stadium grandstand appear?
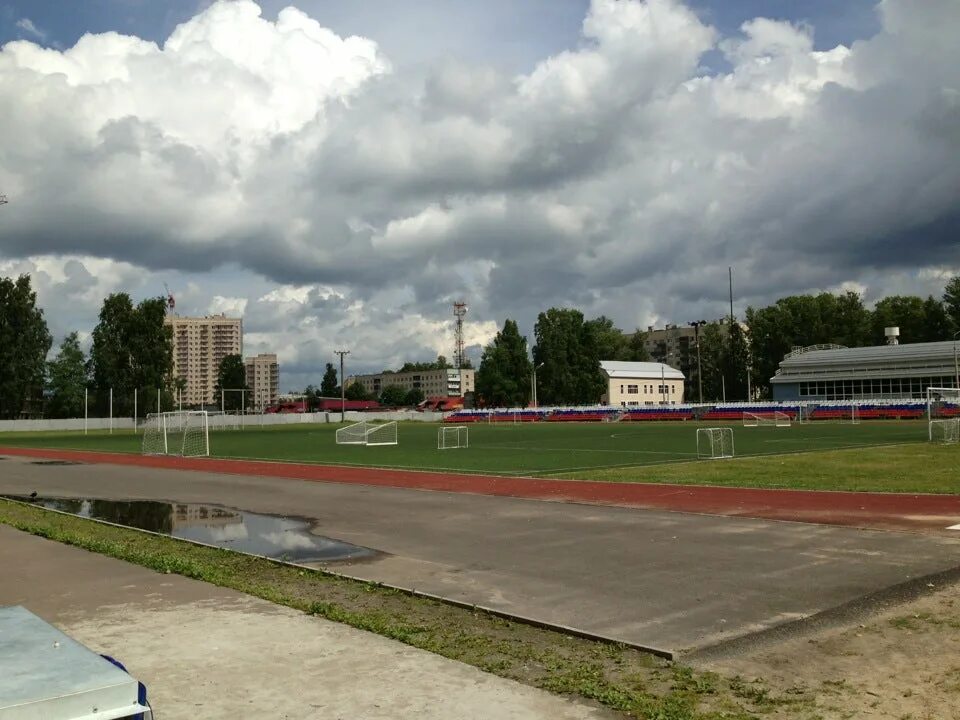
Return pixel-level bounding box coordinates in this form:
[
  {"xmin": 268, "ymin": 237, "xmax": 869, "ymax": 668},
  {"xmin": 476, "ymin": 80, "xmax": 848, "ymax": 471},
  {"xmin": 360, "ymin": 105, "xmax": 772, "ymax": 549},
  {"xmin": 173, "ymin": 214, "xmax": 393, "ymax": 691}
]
[{"xmin": 771, "ymin": 341, "xmax": 960, "ymax": 401}]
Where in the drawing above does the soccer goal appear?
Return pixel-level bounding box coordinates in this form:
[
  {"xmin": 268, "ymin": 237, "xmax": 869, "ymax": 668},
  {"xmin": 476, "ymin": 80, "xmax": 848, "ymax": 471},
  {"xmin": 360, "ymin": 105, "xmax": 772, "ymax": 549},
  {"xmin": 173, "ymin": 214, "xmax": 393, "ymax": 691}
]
[
  {"xmin": 142, "ymin": 411, "xmax": 209, "ymax": 457},
  {"xmin": 927, "ymin": 387, "xmax": 960, "ymax": 441},
  {"xmin": 697, "ymin": 427, "xmax": 734, "ymax": 460},
  {"xmin": 335, "ymin": 420, "xmax": 398, "ymax": 446},
  {"xmin": 929, "ymin": 418, "xmax": 960, "ymax": 444},
  {"xmin": 742, "ymin": 411, "xmax": 791, "ymax": 428},
  {"xmin": 438, "ymin": 425, "xmax": 468, "ymax": 450}
]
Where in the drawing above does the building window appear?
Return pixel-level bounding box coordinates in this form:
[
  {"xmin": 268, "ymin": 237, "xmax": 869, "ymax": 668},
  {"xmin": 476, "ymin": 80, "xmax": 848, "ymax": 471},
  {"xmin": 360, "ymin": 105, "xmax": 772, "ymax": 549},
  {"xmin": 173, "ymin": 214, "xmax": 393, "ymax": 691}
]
[{"xmin": 627, "ymin": 385, "xmax": 639, "ymax": 394}]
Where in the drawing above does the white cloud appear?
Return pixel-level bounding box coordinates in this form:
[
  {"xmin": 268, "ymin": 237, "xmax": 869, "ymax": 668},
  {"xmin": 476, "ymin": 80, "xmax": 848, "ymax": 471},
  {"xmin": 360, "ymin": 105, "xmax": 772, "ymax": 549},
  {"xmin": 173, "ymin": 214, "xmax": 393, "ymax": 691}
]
[{"xmin": 1, "ymin": 0, "xmax": 959, "ymax": 388}]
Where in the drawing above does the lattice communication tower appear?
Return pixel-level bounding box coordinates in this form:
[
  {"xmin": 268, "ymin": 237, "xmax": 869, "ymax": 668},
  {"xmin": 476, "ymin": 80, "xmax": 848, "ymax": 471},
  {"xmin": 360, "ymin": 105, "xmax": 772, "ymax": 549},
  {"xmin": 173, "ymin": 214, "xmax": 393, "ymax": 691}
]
[{"xmin": 453, "ymin": 301, "xmax": 468, "ymax": 369}]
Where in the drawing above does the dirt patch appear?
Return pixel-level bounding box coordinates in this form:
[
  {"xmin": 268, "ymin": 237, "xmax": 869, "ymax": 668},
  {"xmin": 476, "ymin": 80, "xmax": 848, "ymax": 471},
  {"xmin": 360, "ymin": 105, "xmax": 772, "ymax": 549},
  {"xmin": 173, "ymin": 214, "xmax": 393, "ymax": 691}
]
[{"xmin": 699, "ymin": 582, "xmax": 960, "ymax": 718}]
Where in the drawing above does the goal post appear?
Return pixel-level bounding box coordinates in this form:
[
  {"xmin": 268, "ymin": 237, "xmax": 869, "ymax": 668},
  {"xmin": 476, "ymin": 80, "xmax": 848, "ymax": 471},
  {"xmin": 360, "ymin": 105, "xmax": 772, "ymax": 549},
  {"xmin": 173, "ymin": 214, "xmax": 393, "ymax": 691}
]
[
  {"xmin": 335, "ymin": 421, "xmax": 369, "ymax": 445},
  {"xmin": 142, "ymin": 411, "xmax": 209, "ymax": 457},
  {"xmin": 927, "ymin": 387, "xmax": 960, "ymax": 441},
  {"xmin": 365, "ymin": 421, "xmax": 398, "ymax": 446},
  {"xmin": 697, "ymin": 427, "xmax": 734, "ymax": 460},
  {"xmin": 335, "ymin": 420, "xmax": 398, "ymax": 446},
  {"xmin": 930, "ymin": 418, "xmax": 960, "ymax": 444},
  {"xmin": 438, "ymin": 425, "xmax": 468, "ymax": 450},
  {"xmin": 742, "ymin": 411, "xmax": 791, "ymax": 428}
]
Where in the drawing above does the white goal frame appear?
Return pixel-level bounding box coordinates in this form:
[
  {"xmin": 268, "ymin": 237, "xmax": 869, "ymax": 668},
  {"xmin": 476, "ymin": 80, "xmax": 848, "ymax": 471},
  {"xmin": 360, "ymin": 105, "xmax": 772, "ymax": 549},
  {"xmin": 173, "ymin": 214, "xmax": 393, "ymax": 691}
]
[
  {"xmin": 929, "ymin": 418, "xmax": 959, "ymax": 445},
  {"xmin": 927, "ymin": 387, "xmax": 960, "ymax": 441},
  {"xmin": 142, "ymin": 410, "xmax": 209, "ymax": 457},
  {"xmin": 742, "ymin": 411, "xmax": 791, "ymax": 428},
  {"xmin": 438, "ymin": 425, "xmax": 468, "ymax": 450},
  {"xmin": 697, "ymin": 427, "xmax": 734, "ymax": 460},
  {"xmin": 335, "ymin": 420, "xmax": 398, "ymax": 446}
]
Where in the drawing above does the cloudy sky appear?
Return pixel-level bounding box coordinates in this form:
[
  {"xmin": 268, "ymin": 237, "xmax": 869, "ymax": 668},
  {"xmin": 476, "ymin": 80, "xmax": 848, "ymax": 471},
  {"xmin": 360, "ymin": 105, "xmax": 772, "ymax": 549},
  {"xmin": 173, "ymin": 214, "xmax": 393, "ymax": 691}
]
[{"xmin": 0, "ymin": 0, "xmax": 957, "ymax": 390}]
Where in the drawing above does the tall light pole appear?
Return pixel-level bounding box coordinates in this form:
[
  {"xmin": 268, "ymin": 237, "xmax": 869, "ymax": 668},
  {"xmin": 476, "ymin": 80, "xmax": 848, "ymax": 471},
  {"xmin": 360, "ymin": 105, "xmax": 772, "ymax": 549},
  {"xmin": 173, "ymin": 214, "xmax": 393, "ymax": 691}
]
[
  {"xmin": 532, "ymin": 362, "xmax": 544, "ymax": 408},
  {"xmin": 335, "ymin": 350, "xmax": 350, "ymax": 422},
  {"xmin": 690, "ymin": 320, "xmax": 706, "ymax": 404}
]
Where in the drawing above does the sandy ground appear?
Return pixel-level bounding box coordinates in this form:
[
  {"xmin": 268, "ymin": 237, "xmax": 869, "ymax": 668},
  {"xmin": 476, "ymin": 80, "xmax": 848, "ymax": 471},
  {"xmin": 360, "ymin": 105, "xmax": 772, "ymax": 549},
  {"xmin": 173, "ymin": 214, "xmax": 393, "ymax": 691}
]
[{"xmin": 701, "ymin": 580, "xmax": 960, "ymax": 719}]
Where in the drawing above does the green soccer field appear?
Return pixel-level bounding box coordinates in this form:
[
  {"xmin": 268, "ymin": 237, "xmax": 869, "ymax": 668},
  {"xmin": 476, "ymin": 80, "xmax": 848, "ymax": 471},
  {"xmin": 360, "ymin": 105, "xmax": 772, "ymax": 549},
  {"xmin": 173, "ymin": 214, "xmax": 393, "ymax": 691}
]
[{"xmin": 0, "ymin": 419, "xmax": 929, "ymax": 477}]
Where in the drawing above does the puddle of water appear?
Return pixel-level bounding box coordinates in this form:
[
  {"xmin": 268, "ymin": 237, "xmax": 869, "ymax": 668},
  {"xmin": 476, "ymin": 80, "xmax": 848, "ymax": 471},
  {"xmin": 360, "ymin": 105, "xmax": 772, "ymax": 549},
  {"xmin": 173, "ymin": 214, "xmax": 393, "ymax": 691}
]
[
  {"xmin": 30, "ymin": 460, "xmax": 81, "ymax": 466},
  {"xmin": 3, "ymin": 496, "xmax": 379, "ymax": 564}
]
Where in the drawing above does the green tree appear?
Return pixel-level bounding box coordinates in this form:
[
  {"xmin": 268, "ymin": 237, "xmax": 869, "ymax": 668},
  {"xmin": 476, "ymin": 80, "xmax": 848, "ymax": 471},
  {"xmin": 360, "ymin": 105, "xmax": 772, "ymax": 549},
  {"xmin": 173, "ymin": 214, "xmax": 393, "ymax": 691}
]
[
  {"xmin": 90, "ymin": 294, "xmax": 173, "ymax": 416},
  {"xmin": 214, "ymin": 354, "xmax": 248, "ymax": 411},
  {"xmin": 344, "ymin": 382, "xmax": 371, "ymax": 401},
  {"xmin": 533, "ymin": 308, "xmax": 605, "ymax": 405},
  {"xmin": 320, "ymin": 363, "xmax": 339, "ymax": 396},
  {"xmin": 870, "ymin": 296, "xmax": 927, "ymax": 344},
  {"xmin": 476, "ymin": 319, "xmax": 533, "ymax": 407},
  {"xmin": 623, "ymin": 329, "xmax": 651, "ymax": 362},
  {"xmin": 404, "ymin": 387, "xmax": 425, "ymax": 406},
  {"xmin": 696, "ymin": 323, "xmax": 725, "ymax": 401},
  {"xmin": 720, "ymin": 321, "xmax": 750, "ymax": 401},
  {"xmin": 944, "ymin": 276, "xmax": 960, "ymax": 332},
  {"xmin": 0, "ymin": 274, "xmax": 52, "ymax": 419},
  {"xmin": 379, "ymin": 384, "xmax": 408, "ymax": 406},
  {"xmin": 920, "ymin": 296, "xmax": 952, "ymax": 342},
  {"xmin": 46, "ymin": 332, "xmax": 88, "ymax": 418}
]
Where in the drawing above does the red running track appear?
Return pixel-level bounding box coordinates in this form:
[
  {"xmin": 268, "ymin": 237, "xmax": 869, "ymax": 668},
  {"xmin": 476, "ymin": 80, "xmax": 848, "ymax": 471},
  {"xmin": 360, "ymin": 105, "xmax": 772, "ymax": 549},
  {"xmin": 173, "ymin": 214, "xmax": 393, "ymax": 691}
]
[{"xmin": 3, "ymin": 446, "xmax": 960, "ymax": 533}]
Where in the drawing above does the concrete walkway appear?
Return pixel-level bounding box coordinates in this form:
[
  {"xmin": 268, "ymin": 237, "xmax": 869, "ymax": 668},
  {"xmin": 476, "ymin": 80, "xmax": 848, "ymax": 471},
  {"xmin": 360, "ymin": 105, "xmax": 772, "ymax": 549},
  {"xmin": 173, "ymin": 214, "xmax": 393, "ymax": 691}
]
[{"xmin": 0, "ymin": 526, "xmax": 616, "ymax": 720}]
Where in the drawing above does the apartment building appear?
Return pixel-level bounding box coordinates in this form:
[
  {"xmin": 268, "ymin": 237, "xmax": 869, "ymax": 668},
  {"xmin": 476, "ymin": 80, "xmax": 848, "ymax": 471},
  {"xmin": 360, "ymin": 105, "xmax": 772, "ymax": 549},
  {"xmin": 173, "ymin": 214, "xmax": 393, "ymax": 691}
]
[
  {"xmin": 346, "ymin": 368, "xmax": 475, "ymax": 400},
  {"xmin": 643, "ymin": 319, "xmax": 743, "ymax": 399},
  {"xmin": 244, "ymin": 353, "xmax": 280, "ymax": 411},
  {"xmin": 165, "ymin": 314, "xmax": 243, "ymax": 406}
]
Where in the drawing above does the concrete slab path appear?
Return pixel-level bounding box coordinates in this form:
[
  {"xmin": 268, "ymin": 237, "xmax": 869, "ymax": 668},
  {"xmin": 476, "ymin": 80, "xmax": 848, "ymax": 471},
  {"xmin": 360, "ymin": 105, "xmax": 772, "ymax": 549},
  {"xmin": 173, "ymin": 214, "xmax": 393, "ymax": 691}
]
[{"xmin": 0, "ymin": 525, "xmax": 615, "ymax": 720}]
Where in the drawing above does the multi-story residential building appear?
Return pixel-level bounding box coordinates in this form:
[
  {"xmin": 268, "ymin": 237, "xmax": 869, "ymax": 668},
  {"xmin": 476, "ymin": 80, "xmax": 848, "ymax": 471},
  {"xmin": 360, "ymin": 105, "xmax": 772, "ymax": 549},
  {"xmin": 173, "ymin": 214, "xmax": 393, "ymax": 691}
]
[
  {"xmin": 244, "ymin": 353, "xmax": 280, "ymax": 411},
  {"xmin": 643, "ymin": 319, "xmax": 743, "ymax": 401},
  {"xmin": 346, "ymin": 368, "xmax": 475, "ymax": 400},
  {"xmin": 165, "ymin": 314, "xmax": 243, "ymax": 406}
]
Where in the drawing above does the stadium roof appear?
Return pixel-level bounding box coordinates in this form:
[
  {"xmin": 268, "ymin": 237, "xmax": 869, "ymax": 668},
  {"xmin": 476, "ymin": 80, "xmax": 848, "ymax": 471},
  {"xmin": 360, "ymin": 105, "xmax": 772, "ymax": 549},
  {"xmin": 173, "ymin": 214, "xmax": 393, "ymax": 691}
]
[
  {"xmin": 771, "ymin": 341, "xmax": 959, "ymax": 383},
  {"xmin": 600, "ymin": 361, "xmax": 685, "ymax": 380}
]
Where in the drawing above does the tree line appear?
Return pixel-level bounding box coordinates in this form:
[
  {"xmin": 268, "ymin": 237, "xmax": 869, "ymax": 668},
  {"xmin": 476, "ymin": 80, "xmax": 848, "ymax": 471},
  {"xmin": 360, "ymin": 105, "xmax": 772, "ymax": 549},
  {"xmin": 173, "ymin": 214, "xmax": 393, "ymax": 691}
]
[
  {"xmin": 0, "ymin": 274, "xmax": 249, "ymax": 419},
  {"xmin": 474, "ymin": 277, "xmax": 960, "ymax": 406},
  {"xmin": 4, "ymin": 272, "xmax": 960, "ymax": 418}
]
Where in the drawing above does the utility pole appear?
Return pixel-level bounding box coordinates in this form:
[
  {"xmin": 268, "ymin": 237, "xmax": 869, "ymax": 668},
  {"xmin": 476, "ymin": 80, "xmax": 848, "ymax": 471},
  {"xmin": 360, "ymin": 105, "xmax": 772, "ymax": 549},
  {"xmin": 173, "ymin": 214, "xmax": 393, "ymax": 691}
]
[
  {"xmin": 690, "ymin": 320, "xmax": 706, "ymax": 404},
  {"xmin": 335, "ymin": 350, "xmax": 350, "ymax": 423},
  {"xmin": 728, "ymin": 267, "xmax": 734, "ymax": 322}
]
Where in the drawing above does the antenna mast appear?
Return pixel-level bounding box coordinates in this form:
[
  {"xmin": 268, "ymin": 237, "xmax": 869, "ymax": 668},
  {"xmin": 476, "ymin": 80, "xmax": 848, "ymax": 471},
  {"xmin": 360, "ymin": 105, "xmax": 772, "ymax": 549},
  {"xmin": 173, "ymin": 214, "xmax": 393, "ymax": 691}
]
[{"xmin": 453, "ymin": 301, "xmax": 468, "ymax": 369}]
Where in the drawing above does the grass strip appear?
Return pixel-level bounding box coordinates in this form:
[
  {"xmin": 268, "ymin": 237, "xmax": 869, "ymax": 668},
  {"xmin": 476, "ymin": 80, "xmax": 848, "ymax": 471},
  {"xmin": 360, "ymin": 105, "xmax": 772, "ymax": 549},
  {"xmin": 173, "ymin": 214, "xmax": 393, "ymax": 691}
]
[
  {"xmin": 559, "ymin": 443, "xmax": 960, "ymax": 494},
  {"xmin": 0, "ymin": 498, "xmax": 813, "ymax": 719}
]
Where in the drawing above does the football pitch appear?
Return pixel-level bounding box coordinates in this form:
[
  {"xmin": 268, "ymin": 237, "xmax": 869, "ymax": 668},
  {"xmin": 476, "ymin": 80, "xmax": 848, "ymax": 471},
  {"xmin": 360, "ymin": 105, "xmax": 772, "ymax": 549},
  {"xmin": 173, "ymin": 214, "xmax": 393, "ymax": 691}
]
[{"xmin": 0, "ymin": 420, "xmax": 929, "ymax": 477}]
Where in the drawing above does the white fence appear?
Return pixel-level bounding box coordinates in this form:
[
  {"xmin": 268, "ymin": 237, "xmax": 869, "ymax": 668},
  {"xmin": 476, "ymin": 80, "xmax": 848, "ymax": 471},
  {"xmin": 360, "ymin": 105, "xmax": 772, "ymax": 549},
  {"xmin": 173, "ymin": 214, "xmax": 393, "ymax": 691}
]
[{"xmin": 0, "ymin": 410, "xmax": 447, "ymax": 433}]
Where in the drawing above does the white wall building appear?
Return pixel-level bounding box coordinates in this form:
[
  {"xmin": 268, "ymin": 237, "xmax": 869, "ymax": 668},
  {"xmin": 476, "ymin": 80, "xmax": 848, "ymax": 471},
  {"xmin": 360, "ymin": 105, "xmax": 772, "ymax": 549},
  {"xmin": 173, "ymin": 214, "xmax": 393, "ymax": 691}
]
[
  {"xmin": 346, "ymin": 368, "xmax": 475, "ymax": 399},
  {"xmin": 600, "ymin": 361, "xmax": 685, "ymax": 406}
]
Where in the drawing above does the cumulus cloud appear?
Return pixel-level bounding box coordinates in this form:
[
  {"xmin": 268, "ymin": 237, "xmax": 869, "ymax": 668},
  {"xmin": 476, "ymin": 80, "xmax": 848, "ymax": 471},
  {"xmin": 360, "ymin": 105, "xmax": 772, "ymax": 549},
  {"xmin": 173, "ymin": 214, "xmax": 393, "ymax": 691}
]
[{"xmin": 1, "ymin": 0, "xmax": 959, "ymax": 388}]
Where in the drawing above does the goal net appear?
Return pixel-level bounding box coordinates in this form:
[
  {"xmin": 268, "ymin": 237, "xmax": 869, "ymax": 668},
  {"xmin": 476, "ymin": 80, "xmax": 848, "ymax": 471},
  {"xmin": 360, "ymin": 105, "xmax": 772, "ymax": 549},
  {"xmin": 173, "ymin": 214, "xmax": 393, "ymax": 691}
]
[
  {"xmin": 142, "ymin": 411, "xmax": 209, "ymax": 457},
  {"xmin": 697, "ymin": 427, "xmax": 734, "ymax": 460},
  {"xmin": 742, "ymin": 411, "xmax": 791, "ymax": 428},
  {"xmin": 927, "ymin": 387, "xmax": 960, "ymax": 441},
  {"xmin": 438, "ymin": 425, "xmax": 468, "ymax": 450},
  {"xmin": 335, "ymin": 420, "xmax": 398, "ymax": 446},
  {"xmin": 930, "ymin": 418, "xmax": 960, "ymax": 444}
]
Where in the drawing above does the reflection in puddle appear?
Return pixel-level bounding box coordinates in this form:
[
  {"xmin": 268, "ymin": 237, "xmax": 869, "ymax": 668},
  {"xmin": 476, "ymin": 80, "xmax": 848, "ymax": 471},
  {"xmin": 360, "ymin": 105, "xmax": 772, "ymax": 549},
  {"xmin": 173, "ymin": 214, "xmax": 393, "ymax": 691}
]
[{"xmin": 5, "ymin": 496, "xmax": 378, "ymax": 564}]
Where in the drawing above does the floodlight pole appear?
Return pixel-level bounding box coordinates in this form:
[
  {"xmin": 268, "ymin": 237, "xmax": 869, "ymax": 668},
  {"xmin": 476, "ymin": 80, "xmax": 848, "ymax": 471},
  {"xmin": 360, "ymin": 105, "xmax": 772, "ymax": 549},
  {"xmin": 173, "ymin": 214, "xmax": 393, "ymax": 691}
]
[
  {"xmin": 532, "ymin": 362, "xmax": 544, "ymax": 408},
  {"xmin": 690, "ymin": 320, "xmax": 706, "ymax": 404},
  {"xmin": 335, "ymin": 350, "xmax": 350, "ymax": 422}
]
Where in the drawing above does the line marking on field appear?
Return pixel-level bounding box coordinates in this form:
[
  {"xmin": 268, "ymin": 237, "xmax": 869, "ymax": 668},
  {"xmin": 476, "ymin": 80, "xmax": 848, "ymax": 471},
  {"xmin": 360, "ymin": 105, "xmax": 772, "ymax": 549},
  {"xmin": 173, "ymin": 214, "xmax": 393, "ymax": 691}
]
[{"xmin": 947, "ymin": 524, "xmax": 960, "ymax": 530}]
